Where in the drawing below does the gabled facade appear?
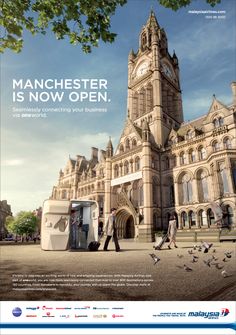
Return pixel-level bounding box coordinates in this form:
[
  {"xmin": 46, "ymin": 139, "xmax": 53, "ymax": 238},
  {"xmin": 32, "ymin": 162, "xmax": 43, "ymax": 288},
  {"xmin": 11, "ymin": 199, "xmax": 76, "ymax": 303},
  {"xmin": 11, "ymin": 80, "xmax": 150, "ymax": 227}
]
[{"xmin": 51, "ymin": 12, "xmax": 236, "ymax": 242}]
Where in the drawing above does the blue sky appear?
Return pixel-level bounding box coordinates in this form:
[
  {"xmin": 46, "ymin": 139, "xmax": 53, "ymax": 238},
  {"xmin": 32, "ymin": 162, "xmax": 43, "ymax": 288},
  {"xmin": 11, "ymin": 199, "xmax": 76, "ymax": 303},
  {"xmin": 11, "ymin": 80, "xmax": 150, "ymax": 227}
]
[{"xmin": 1, "ymin": 0, "xmax": 235, "ymax": 214}]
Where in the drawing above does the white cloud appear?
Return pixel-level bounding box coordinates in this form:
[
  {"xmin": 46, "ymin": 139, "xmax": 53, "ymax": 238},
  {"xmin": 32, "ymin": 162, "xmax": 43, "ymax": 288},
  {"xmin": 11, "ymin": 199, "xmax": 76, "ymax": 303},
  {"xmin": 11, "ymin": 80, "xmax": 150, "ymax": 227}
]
[{"xmin": 2, "ymin": 159, "xmax": 25, "ymax": 167}]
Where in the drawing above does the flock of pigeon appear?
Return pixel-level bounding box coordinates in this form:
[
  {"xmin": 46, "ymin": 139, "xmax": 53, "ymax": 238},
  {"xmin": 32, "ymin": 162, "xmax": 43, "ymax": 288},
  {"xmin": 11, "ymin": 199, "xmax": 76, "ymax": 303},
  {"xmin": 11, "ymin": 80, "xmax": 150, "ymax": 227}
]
[{"xmin": 149, "ymin": 241, "xmax": 234, "ymax": 278}]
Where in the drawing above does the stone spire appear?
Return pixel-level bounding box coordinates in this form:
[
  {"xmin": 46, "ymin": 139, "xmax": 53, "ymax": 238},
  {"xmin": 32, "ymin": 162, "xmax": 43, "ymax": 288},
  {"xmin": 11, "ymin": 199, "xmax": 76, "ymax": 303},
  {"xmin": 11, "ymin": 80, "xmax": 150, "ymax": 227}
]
[
  {"xmin": 146, "ymin": 9, "xmax": 159, "ymax": 29},
  {"xmin": 106, "ymin": 137, "xmax": 113, "ymax": 157}
]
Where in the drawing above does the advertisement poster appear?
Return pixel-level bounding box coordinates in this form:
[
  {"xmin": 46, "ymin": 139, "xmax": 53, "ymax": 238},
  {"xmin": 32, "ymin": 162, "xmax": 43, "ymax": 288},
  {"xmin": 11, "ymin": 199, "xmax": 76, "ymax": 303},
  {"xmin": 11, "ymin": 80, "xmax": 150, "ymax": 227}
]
[{"xmin": 0, "ymin": 0, "xmax": 236, "ymax": 334}]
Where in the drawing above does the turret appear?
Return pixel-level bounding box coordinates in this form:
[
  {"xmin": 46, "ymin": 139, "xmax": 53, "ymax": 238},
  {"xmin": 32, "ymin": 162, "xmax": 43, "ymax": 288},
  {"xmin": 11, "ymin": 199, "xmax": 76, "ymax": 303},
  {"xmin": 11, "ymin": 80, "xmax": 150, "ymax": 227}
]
[
  {"xmin": 231, "ymin": 82, "xmax": 236, "ymax": 105},
  {"xmin": 106, "ymin": 137, "xmax": 113, "ymax": 157}
]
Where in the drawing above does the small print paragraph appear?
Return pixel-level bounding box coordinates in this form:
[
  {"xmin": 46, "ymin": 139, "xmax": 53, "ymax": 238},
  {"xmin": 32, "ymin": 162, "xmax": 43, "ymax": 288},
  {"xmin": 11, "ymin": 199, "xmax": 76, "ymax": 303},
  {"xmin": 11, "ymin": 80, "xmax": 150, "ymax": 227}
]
[{"xmin": 11, "ymin": 273, "xmax": 153, "ymax": 291}]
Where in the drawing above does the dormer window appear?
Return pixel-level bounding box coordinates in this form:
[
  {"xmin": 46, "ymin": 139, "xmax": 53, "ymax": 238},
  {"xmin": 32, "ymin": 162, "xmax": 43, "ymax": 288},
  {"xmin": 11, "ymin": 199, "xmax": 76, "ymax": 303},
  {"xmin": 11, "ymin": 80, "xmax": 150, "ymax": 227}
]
[
  {"xmin": 219, "ymin": 117, "xmax": 224, "ymax": 126},
  {"xmin": 213, "ymin": 116, "xmax": 224, "ymax": 128},
  {"xmin": 186, "ymin": 130, "xmax": 193, "ymax": 140}
]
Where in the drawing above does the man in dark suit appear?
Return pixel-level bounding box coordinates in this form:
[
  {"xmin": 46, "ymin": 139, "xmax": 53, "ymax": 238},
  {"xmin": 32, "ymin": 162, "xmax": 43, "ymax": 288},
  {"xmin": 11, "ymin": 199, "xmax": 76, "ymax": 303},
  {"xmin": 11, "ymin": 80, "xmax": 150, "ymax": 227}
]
[{"xmin": 103, "ymin": 208, "xmax": 120, "ymax": 252}]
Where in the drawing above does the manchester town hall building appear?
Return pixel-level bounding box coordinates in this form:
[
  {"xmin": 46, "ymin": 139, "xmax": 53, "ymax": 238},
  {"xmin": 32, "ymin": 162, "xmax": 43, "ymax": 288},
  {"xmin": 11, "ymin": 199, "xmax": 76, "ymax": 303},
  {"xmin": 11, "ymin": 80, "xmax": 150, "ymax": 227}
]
[{"xmin": 51, "ymin": 11, "xmax": 236, "ymax": 242}]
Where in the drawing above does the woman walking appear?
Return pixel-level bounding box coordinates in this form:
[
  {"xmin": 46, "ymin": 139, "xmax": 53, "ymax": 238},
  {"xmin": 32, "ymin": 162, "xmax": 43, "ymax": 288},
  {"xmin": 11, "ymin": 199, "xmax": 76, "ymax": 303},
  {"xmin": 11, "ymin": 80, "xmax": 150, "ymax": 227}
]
[{"xmin": 167, "ymin": 215, "xmax": 178, "ymax": 249}]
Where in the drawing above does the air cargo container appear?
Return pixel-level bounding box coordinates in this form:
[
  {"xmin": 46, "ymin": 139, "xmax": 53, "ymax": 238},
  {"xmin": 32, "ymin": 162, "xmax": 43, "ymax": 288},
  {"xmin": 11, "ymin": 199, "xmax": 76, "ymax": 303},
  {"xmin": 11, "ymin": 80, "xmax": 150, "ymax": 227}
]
[{"xmin": 41, "ymin": 199, "xmax": 99, "ymax": 251}]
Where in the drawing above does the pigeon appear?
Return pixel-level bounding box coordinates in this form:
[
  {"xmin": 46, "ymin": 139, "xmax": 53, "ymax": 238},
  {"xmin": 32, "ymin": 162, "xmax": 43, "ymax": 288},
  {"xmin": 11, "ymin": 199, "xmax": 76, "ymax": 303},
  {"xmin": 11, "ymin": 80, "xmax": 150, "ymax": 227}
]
[
  {"xmin": 198, "ymin": 246, "xmax": 202, "ymax": 252},
  {"xmin": 193, "ymin": 245, "xmax": 197, "ymax": 250},
  {"xmin": 222, "ymin": 257, "xmax": 229, "ymax": 263},
  {"xmin": 177, "ymin": 254, "xmax": 184, "ymax": 259},
  {"xmin": 201, "ymin": 241, "xmax": 213, "ymax": 253},
  {"xmin": 224, "ymin": 252, "xmax": 232, "ymax": 259},
  {"xmin": 149, "ymin": 253, "xmax": 160, "ymax": 265},
  {"xmin": 211, "ymin": 255, "xmax": 218, "ymax": 261},
  {"xmin": 215, "ymin": 263, "xmax": 224, "ymax": 270},
  {"xmin": 221, "ymin": 270, "xmax": 231, "ymax": 278},
  {"xmin": 188, "ymin": 250, "xmax": 194, "ymax": 255},
  {"xmin": 203, "ymin": 259, "xmax": 212, "ymax": 267},
  {"xmin": 184, "ymin": 264, "xmax": 193, "ymax": 272},
  {"xmin": 191, "ymin": 256, "xmax": 198, "ymax": 263}
]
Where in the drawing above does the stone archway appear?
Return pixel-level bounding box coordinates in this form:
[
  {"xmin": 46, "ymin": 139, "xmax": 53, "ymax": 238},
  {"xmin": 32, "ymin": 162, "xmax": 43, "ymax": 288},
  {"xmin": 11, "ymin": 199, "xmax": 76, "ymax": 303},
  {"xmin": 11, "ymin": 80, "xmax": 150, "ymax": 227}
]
[{"xmin": 116, "ymin": 207, "xmax": 136, "ymax": 239}]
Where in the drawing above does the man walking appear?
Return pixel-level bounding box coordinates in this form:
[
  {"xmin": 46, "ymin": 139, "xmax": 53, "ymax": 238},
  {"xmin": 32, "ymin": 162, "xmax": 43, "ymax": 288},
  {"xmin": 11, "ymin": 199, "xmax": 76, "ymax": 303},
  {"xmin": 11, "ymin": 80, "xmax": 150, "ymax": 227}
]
[{"xmin": 103, "ymin": 208, "xmax": 120, "ymax": 252}]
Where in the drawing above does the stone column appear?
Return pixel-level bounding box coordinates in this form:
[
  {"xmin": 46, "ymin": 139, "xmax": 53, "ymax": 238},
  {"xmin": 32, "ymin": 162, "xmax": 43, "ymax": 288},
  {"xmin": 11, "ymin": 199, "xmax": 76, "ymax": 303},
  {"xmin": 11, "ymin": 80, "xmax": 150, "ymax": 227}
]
[
  {"xmin": 211, "ymin": 162, "xmax": 221, "ymax": 199},
  {"xmin": 104, "ymin": 157, "xmax": 112, "ymax": 223},
  {"xmin": 139, "ymin": 135, "xmax": 153, "ymax": 242},
  {"xmin": 174, "ymin": 181, "xmax": 180, "ymax": 206},
  {"xmin": 225, "ymin": 157, "xmax": 234, "ymax": 193},
  {"xmin": 192, "ymin": 178, "xmax": 199, "ymax": 203}
]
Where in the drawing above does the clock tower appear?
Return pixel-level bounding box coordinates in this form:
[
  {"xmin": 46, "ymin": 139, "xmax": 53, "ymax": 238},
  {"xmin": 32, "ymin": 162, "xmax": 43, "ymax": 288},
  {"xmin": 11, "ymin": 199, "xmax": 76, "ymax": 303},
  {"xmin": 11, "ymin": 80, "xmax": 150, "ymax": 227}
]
[{"xmin": 127, "ymin": 10, "xmax": 183, "ymax": 146}]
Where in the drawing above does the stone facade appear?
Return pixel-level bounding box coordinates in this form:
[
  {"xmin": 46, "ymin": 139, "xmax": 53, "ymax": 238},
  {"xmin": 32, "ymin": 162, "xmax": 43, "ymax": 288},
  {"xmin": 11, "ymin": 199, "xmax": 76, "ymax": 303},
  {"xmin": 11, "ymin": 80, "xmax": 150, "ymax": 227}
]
[
  {"xmin": 51, "ymin": 11, "xmax": 236, "ymax": 242},
  {"xmin": 0, "ymin": 200, "xmax": 12, "ymax": 240}
]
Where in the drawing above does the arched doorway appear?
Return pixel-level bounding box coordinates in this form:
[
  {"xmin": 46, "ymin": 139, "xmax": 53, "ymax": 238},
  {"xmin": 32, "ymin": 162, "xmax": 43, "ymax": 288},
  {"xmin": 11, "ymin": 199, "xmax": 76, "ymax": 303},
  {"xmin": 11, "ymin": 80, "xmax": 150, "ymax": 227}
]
[
  {"xmin": 125, "ymin": 215, "xmax": 135, "ymax": 238},
  {"xmin": 116, "ymin": 208, "xmax": 135, "ymax": 239},
  {"xmin": 207, "ymin": 208, "xmax": 215, "ymax": 226}
]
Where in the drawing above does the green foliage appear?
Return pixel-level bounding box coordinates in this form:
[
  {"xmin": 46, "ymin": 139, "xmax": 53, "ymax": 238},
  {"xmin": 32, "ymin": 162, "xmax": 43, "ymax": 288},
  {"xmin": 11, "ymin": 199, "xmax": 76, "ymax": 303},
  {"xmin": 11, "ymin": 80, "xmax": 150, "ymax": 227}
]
[
  {"xmin": 0, "ymin": 0, "xmax": 221, "ymax": 53},
  {"xmin": 0, "ymin": 0, "xmax": 127, "ymax": 53},
  {"xmin": 5, "ymin": 211, "xmax": 39, "ymax": 236}
]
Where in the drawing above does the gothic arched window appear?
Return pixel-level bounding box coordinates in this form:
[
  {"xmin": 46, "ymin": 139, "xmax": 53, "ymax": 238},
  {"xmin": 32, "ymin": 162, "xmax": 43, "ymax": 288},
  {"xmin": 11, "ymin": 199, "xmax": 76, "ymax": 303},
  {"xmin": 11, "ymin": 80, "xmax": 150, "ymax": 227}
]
[
  {"xmin": 181, "ymin": 211, "xmax": 188, "ymax": 227},
  {"xmin": 61, "ymin": 190, "xmax": 67, "ymax": 199},
  {"xmin": 181, "ymin": 174, "xmax": 193, "ymax": 204},
  {"xmin": 135, "ymin": 156, "xmax": 141, "ymax": 171},
  {"xmin": 139, "ymin": 88, "xmax": 146, "ymax": 116},
  {"xmin": 125, "ymin": 138, "xmax": 130, "ymax": 151},
  {"xmin": 180, "ymin": 152, "xmax": 187, "ymax": 165},
  {"xmin": 114, "ymin": 164, "xmax": 119, "ymax": 178},
  {"xmin": 219, "ymin": 116, "xmax": 224, "ymax": 126},
  {"xmin": 223, "ymin": 137, "xmax": 232, "ymax": 149},
  {"xmin": 119, "ymin": 144, "xmax": 124, "ymax": 153},
  {"xmin": 212, "ymin": 140, "xmax": 220, "ymax": 152},
  {"xmin": 198, "ymin": 170, "xmax": 209, "ymax": 202},
  {"xmin": 198, "ymin": 146, "xmax": 206, "ymax": 160},
  {"xmin": 146, "ymin": 84, "xmax": 153, "ymax": 113},
  {"xmin": 132, "ymin": 138, "xmax": 137, "ymax": 148},
  {"xmin": 189, "ymin": 149, "xmax": 196, "ymax": 163},
  {"xmin": 218, "ymin": 162, "xmax": 229, "ymax": 194},
  {"xmin": 189, "ymin": 211, "xmax": 196, "ymax": 226},
  {"xmin": 124, "ymin": 161, "xmax": 129, "ymax": 174}
]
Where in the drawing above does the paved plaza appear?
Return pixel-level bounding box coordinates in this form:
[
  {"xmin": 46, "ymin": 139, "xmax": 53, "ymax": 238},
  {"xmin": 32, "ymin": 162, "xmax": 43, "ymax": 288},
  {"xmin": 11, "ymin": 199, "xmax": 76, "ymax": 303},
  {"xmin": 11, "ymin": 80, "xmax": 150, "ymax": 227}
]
[{"xmin": 0, "ymin": 240, "xmax": 235, "ymax": 301}]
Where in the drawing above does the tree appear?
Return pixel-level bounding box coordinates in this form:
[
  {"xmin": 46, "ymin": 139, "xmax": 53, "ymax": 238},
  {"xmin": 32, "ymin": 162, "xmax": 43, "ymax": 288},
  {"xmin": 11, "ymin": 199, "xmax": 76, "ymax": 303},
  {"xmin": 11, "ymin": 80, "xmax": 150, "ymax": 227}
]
[
  {"xmin": 5, "ymin": 211, "xmax": 39, "ymax": 238},
  {"xmin": 0, "ymin": 0, "xmax": 221, "ymax": 54}
]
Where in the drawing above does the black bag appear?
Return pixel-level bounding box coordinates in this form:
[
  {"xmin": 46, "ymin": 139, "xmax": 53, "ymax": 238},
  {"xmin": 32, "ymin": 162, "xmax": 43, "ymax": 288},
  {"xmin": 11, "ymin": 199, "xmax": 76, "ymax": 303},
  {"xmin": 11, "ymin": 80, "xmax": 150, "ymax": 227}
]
[{"xmin": 88, "ymin": 241, "xmax": 100, "ymax": 251}]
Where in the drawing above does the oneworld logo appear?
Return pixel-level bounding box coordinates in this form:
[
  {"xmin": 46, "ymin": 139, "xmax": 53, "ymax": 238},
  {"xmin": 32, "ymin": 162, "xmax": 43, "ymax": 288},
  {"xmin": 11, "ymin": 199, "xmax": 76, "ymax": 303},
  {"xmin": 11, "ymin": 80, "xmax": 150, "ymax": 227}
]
[{"xmin": 12, "ymin": 307, "xmax": 22, "ymax": 317}]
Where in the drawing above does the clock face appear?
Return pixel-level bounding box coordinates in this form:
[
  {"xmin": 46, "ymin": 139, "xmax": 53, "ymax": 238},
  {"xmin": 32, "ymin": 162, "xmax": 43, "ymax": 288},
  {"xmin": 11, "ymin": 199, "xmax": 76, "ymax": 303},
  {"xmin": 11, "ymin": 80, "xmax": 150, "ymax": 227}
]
[
  {"xmin": 136, "ymin": 61, "xmax": 149, "ymax": 77},
  {"xmin": 163, "ymin": 63, "xmax": 173, "ymax": 79}
]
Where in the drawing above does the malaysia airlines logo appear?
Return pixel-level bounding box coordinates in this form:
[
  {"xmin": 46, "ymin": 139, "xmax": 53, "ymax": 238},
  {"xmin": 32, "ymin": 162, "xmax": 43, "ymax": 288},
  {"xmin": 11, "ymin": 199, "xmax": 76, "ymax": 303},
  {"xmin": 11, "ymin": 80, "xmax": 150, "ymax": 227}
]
[{"xmin": 221, "ymin": 308, "xmax": 230, "ymax": 317}]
